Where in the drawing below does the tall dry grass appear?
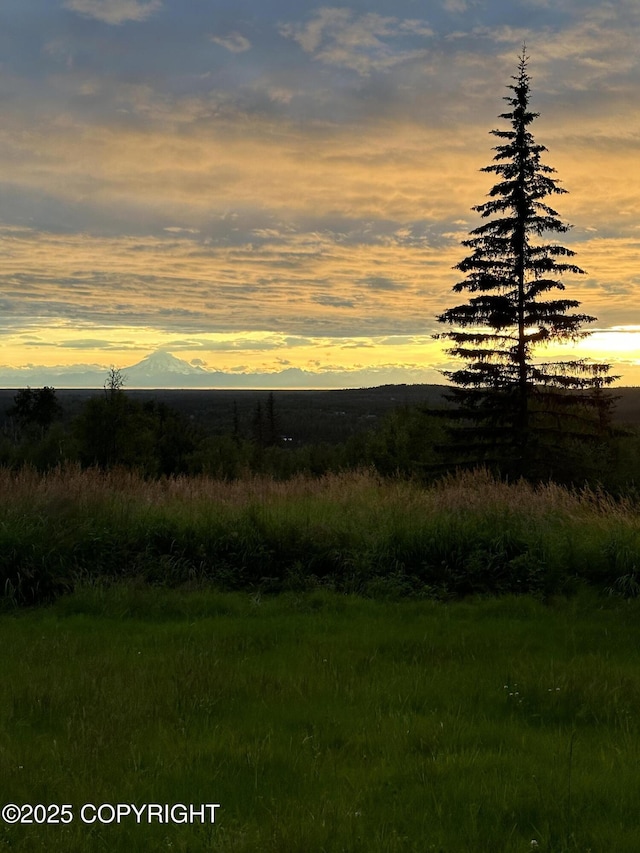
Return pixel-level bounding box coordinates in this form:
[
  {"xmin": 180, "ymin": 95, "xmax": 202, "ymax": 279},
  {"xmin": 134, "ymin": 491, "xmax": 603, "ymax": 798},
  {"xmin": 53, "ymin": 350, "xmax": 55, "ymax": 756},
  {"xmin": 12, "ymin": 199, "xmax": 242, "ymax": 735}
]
[
  {"xmin": 0, "ymin": 462, "xmax": 630, "ymax": 515},
  {"xmin": 0, "ymin": 465, "xmax": 638, "ymax": 606}
]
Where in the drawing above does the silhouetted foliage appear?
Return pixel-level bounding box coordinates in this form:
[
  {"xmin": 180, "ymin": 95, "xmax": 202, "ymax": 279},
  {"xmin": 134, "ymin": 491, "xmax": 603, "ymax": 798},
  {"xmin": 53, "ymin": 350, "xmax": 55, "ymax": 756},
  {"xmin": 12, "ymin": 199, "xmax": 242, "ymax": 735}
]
[
  {"xmin": 0, "ymin": 387, "xmax": 66, "ymax": 469},
  {"xmin": 75, "ymin": 393, "xmax": 147, "ymax": 469},
  {"xmin": 141, "ymin": 399, "xmax": 197, "ymax": 476},
  {"xmin": 251, "ymin": 401, "xmax": 264, "ymax": 447},
  {"xmin": 104, "ymin": 366, "xmax": 126, "ymax": 396},
  {"xmin": 8, "ymin": 386, "xmax": 62, "ymax": 433},
  {"xmin": 436, "ymin": 48, "xmax": 617, "ymax": 479},
  {"xmin": 232, "ymin": 400, "xmax": 241, "ymax": 445},
  {"xmin": 265, "ymin": 392, "xmax": 280, "ymax": 448},
  {"xmin": 74, "ymin": 371, "xmax": 196, "ymax": 473}
]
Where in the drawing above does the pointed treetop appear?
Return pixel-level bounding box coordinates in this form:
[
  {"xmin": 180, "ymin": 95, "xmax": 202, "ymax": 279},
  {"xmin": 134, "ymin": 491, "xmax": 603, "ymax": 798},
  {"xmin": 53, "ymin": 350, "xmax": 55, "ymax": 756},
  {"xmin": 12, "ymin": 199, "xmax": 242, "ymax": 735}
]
[
  {"xmin": 498, "ymin": 43, "xmax": 538, "ymax": 129},
  {"xmin": 519, "ymin": 42, "xmax": 528, "ymax": 68}
]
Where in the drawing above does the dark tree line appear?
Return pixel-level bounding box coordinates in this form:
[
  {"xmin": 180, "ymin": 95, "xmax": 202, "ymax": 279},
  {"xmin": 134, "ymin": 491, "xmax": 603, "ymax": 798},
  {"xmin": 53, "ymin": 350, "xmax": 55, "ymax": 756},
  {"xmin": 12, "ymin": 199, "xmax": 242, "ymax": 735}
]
[
  {"xmin": 7, "ymin": 387, "xmax": 62, "ymax": 435},
  {"xmin": 1, "ymin": 378, "xmax": 640, "ymax": 490}
]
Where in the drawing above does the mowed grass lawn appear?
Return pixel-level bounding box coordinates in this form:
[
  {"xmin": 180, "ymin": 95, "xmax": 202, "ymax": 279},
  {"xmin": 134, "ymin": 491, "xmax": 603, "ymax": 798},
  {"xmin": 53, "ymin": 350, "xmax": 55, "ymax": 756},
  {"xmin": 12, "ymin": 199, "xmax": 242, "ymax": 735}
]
[{"xmin": 1, "ymin": 587, "xmax": 639, "ymax": 852}]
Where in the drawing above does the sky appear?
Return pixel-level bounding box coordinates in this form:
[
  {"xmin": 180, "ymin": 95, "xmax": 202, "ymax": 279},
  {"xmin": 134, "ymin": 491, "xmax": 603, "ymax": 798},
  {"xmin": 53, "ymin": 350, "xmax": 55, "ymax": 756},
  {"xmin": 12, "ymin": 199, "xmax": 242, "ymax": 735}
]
[{"xmin": 1, "ymin": 0, "xmax": 640, "ymax": 387}]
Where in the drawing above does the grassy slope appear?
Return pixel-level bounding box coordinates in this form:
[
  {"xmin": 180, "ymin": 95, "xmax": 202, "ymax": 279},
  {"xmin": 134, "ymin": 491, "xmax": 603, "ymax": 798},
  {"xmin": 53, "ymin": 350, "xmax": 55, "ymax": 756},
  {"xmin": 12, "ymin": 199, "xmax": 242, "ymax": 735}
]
[{"xmin": 1, "ymin": 588, "xmax": 640, "ymax": 852}]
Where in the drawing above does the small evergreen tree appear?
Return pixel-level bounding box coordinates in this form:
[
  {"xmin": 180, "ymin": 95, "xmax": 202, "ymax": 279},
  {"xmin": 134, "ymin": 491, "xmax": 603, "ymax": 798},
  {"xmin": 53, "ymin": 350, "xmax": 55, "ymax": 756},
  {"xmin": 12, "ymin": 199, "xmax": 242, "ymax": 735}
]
[{"xmin": 436, "ymin": 47, "xmax": 616, "ymax": 478}]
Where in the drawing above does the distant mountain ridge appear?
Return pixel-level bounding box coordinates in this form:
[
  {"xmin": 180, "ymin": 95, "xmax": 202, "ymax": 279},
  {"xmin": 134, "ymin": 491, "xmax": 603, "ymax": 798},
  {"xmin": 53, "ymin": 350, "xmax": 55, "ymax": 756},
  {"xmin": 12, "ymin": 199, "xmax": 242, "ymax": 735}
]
[
  {"xmin": 1, "ymin": 352, "xmax": 635, "ymax": 404},
  {"xmin": 0, "ymin": 350, "xmax": 444, "ymax": 389}
]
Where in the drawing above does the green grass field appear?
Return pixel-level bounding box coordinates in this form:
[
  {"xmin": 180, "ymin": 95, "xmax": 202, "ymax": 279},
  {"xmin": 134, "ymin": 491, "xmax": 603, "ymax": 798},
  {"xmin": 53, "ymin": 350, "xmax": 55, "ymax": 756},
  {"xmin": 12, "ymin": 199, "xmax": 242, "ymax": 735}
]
[{"xmin": 1, "ymin": 586, "xmax": 640, "ymax": 852}]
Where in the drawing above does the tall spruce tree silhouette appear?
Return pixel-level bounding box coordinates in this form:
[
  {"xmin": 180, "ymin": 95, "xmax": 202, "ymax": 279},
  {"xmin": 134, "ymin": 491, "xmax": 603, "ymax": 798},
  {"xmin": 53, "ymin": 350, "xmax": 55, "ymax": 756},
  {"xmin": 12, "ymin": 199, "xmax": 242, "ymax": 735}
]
[{"xmin": 436, "ymin": 47, "xmax": 616, "ymax": 478}]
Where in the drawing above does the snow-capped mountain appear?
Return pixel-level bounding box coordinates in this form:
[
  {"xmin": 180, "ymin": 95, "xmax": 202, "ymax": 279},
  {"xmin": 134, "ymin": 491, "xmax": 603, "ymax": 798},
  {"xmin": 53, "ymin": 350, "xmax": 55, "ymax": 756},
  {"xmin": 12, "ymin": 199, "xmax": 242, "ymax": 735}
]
[{"xmin": 125, "ymin": 350, "xmax": 208, "ymax": 379}]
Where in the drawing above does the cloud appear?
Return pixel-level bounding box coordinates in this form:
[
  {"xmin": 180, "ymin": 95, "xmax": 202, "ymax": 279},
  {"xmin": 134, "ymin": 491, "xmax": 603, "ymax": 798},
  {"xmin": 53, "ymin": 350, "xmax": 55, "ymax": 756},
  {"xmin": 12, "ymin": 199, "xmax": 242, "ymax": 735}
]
[
  {"xmin": 210, "ymin": 33, "xmax": 252, "ymax": 53},
  {"xmin": 58, "ymin": 339, "xmax": 121, "ymax": 349},
  {"xmin": 359, "ymin": 276, "xmax": 403, "ymax": 291},
  {"xmin": 443, "ymin": 0, "xmax": 470, "ymax": 12},
  {"xmin": 313, "ymin": 295, "xmax": 356, "ymax": 308},
  {"xmin": 279, "ymin": 8, "xmax": 433, "ymax": 76},
  {"xmin": 63, "ymin": 0, "xmax": 162, "ymax": 25}
]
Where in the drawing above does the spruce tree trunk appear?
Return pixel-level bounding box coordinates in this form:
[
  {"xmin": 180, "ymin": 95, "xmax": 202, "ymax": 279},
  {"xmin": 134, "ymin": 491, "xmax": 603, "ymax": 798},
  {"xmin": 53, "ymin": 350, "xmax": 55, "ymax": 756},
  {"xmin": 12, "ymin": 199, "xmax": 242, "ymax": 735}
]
[{"xmin": 516, "ymin": 199, "xmax": 528, "ymax": 471}]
